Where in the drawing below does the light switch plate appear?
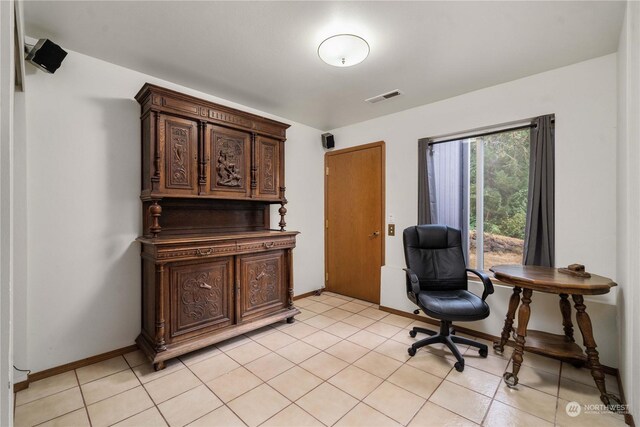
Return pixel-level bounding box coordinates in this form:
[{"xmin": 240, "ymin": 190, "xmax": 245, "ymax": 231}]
[{"xmin": 388, "ymin": 224, "xmax": 395, "ymax": 236}]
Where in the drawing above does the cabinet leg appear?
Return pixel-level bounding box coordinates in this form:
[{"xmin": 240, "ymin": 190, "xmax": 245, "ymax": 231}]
[
  {"xmin": 572, "ymin": 294, "xmax": 622, "ymax": 409},
  {"xmin": 286, "ymin": 316, "xmax": 295, "ymax": 324},
  {"xmin": 494, "ymin": 286, "xmax": 521, "ymax": 352},
  {"xmin": 504, "ymin": 288, "xmax": 532, "ymax": 388},
  {"xmin": 153, "ymin": 361, "xmax": 165, "ymax": 371}
]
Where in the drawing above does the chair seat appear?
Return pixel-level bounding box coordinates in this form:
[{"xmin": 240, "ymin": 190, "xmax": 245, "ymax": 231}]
[{"xmin": 417, "ymin": 290, "xmax": 490, "ymax": 321}]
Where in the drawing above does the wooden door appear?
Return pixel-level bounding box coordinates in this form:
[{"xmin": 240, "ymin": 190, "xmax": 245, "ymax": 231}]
[
  {"xmin": 255, "ymin": 135, "xmax": 281, "ymax": 200},
  {"xmin": 167, "ymin": 257, "xmax": 234, "ymax": 341},
  {"xmin": 159, "ymin": 115, "xmax": 199, "ymax": 196},
  {"xmin": 325, "ymin": 142, "xmax": 385, "ymax": 303},
  {"xmin": 237, "ymin": 250, "xmax": 286, "ymax": 322},
  {"xmin": 206, "ymin": 124, "xmax": 251, "ymax": 198}
]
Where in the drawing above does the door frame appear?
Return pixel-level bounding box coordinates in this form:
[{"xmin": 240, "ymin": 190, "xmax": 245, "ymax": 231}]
[{"xmin": 324, "ymin": 141, "xmax": 386, "ymax": 298}]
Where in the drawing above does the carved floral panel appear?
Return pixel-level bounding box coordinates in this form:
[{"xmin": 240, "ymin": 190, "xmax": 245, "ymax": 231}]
[
  {"xmin": 172, "ymin": 262, "xmax": 230, "ymax": 335},
  {"xmin": 165, "ymin": 121, "xmax": 194, "ymax": 189},
  {"xmin": 258, "ymin": 139, "xmax": 278, "ymax": 196},
  {"xmin": 241, "ymin": 253, "xmax": 283, "ymax": 317}
]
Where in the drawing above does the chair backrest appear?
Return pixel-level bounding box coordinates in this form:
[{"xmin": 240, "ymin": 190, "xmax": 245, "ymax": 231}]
[{"xmin": 403, "ymin": 224, "xmax": 468, "ymax": 292}]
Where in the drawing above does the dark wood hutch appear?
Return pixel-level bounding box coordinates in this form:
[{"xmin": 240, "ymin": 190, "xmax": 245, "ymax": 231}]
[{"xmin": 134, "ymin": 84, "xmax": 300, "ymax": 370}]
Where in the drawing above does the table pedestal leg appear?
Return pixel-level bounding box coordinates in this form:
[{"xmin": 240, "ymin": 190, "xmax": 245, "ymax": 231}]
[
  {"xmin": 494, "ymin": 287, "xmax": 521, "ymax": 353},
  {"xmin": 559, "ymin": 293, "xmax": 574, "ymax": 341},
  {"xmin": 503, "ymin": 288, "xmax": 532, "ymax": 388},
  {"xmin": 572, "ymin": 295, "xmax": 622, "ymax": 409}
]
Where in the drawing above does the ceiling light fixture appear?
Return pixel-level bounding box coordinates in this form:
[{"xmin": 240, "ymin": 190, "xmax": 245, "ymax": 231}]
[{"xmin": 318, "ymin": 34, "xmax": 369, "ymax": 67}]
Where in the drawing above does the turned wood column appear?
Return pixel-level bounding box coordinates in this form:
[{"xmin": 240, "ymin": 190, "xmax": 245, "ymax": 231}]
[
  {"xmin": 250, "ymin": 133, "xmax": 257, "ymax": 195},
  {"xmin": 151, "ymin": 110, "xmax": 161, "ymax": 192},
  {"xmin": 286, "ymin": 248, "xmax": 295, "ymax": 323},
  {"xmin": 494, "ymin": 286, "xmax": 521, "ymax": 352},
  {"xmin": 198, "ymin": 120, "xmax": 207, "ymax": 194},
  {"xmin": 287, "ymin": 248, "xmax": 294, "ymax": 308},
  {"xmin": 279, "ymin": 188, "xmax": 287, "ymax": 232},
  {"xmin": 278, "ymin": 137, "xmax": 286, "ymax": 231},
  {"xmin": 155, "ymin": 263, "xmax": 167, "ymax": 353},
  {"xmin": 559, "ymin": 293, "xmax": 574, "ymax": 342},
  {"xmin": 572, "ymin": 294, "xmax": 609, "ymax": 402},
  {"xmin": 149, "ymin": 201, "xmax": 162, "ymax": 238},
  {"xmin": 506, "ymin": 288, "xmax": 532, "ymax": 387}
]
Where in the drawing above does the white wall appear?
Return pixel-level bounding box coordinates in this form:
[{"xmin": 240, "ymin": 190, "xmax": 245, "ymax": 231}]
[
  {"xmin": 24, "ymin": 47, "xmax": 324, "ymax": 373},
  {"xmin": 13, "ymin": 90, "xmax": 28, "ymax": 385},
  {"xmin": 617, "ymin": 1, "xmax": 640, "ymax": 418},
  {"xmin": 0, "ymin": 0, "xmax": 16, "ymax": 423},
  {"xmin": 330, "ymin": 54, "xmax": 620, "ymax": 367},
  {"xmin": 13, "ymin": 2, "xmax": 28, "ymax": 383},
  {"xmin": 13, "ymin": 0, "xmax": 29, "ymax": 386}
]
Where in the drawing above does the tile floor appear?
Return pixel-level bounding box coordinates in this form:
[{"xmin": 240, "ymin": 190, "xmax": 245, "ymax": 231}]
[{"xmin": 14, "ymin": 292, "xmax": 628, "ymax": 427}]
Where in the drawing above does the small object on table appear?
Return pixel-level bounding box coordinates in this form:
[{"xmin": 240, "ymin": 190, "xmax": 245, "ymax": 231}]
[
  {"xmin": 490, "ymin": 264, "xmax": 622, "ymax": 412},
  {"xmin": 558, "ymin": 263, "xmax": 592, "ymax": 278}
]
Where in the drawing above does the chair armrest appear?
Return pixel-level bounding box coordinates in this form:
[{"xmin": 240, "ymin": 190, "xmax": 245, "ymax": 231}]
[
  {"xmin": 466, "ymin": 268, "xmax": 494, "ymax": 300},
  {"xmin": 403, "ymin": 268, "xmax": 420, "ymax": 296}
]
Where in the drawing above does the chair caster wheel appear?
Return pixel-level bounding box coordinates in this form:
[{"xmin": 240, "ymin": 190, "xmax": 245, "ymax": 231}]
[
  {"xmin": 409, "ymin": 330, "xmax": 417, "ymax": 338},
  {"xmin": 454, "ymin": 361, "xmax": 464, "ymax": 372},
  {"xmin": 479, "ymin": 348, "xmax": 488, "ymax": 358},
  {"xmin": 408, "ymin": 347, "xmax": 417, "ymax": 356}
]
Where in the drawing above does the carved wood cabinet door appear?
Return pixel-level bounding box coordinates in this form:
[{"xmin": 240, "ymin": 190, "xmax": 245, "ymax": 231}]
[
  {"xmin": 159, "ymin": 115, "xmax": 199, "ymax": 195},
  {"xmin": 237, "ymin": 250, "xmax": 286, "ymax": 322},
  {"xmin": 168, "ymin": 257, "xmax": 234, "ymax": 341},
  {"xmin": 205, "ymin": 125, "xmax": 251, "ymax": 198},
  {"xmin": 255, "ymin": 135, "xmax": 280, "ymax": 199}
]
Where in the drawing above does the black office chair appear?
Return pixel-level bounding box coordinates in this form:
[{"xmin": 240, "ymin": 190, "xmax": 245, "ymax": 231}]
[{"xmin": 403, "ymin": 225, "xmax": 494, "ymax": 372}]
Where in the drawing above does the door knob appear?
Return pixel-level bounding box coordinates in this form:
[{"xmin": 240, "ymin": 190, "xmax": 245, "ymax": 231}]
[{"xmin": 369, "ymin": 231, "xmax": 381, "ymax": 238}]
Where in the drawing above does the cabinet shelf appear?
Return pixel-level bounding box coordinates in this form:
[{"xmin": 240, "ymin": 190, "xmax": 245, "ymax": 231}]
[{"xmin": 140, "ymin": 191, "xmax": 285, "ymax": 203}]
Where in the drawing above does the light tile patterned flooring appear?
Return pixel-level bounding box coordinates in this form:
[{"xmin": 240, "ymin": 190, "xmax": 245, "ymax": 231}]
[{"xmin": 15, "ymin": 292, "xmax": 627, "ymax": 427}]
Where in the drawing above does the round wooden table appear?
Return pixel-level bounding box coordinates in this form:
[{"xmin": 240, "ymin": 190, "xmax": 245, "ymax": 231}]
[{"xmin": 490, "ymin": 264, "xmax": 621, "ymax": 409}]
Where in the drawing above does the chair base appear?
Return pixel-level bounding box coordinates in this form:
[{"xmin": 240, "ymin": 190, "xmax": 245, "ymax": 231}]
[{"xmin": 407, "ymin": 320, "xmax": 488, "ymax": 372}]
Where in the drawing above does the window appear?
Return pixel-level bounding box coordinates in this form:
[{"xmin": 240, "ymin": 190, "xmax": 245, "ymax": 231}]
[
  {"xmin": 468, "ymin": 129, "xmax": 530, "ymax": 269},
  {"xmin": 422, "ymin": 127, "xmax": 532, "ymax": 270}
]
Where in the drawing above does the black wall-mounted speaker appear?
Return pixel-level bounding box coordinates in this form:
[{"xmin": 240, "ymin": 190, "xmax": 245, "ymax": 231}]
[
  {"xmin": 25, "ymin": 39, "xmax": 68, "ymax": 74},
  {"xmin": 322, "ymin": 133, "xmax": 335, "ymax": 149}
]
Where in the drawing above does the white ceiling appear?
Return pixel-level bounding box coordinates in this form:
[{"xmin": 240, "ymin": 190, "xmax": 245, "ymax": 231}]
[{"xmin": 23, "ymin": 1, "xmax": 625, "ymax": 130}]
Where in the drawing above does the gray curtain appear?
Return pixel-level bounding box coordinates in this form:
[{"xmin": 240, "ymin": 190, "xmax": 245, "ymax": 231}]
[
  {"xmin": 418, "ymin": 138, "xmax": 437, "ymax": 224},
  {"xmin": 523, "ymin": 115, "xmax": 555, "ymax": 266}
]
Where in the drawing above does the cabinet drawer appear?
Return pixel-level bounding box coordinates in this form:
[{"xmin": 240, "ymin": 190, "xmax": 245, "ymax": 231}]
[
  {"xmin": 156, "ymin": 243, "xmax": 237, "ymax": 261},
  {"xmin": 168, "ymin": 257, "xmax": 234, "ymax": 340},
  {"xmin": 236, "ymin": 237, "xmax": 295, "ymax": 253}
]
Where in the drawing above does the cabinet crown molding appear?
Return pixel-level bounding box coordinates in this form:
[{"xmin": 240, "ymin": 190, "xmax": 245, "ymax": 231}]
[{"xmin": 135, "ymin": 83, "xmax": 290, "ymax": 140}]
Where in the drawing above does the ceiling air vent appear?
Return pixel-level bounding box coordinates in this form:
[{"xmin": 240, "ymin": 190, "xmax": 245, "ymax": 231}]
[{"xmin": 365, "ymin": 89, "xmax": 403, "ymax": 104}]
